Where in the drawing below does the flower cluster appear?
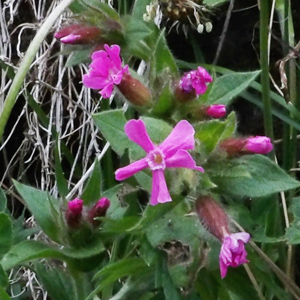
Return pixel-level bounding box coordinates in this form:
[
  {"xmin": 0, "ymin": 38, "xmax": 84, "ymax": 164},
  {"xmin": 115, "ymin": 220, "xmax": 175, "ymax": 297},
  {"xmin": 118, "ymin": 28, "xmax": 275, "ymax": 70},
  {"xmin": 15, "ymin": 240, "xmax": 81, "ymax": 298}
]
[{"xmin": 65, "ymin": 197, "xmax": 110, "ymax": 228}]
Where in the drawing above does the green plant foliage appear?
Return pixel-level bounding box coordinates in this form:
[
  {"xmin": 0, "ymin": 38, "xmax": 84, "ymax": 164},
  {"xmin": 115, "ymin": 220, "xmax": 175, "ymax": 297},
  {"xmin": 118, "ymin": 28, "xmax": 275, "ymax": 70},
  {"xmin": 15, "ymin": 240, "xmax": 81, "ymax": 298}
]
[
  {"xmin": 0, "ymin": 188, "xmax": 7, "ymax": 212},
  {"xmin": 14, "ymin": 181, "xmax": 63, "ymax": 243},
  {"xmin": 82, "ymin": 160, "xmax": 103, "ymax": 205},
  {"xmin": 207, "ymin": 71, "xmax": 261, "ymax": 105},
  {"xmin": 209, "ymin": 155, "xmax": 300, "ymax": 197},
  {"xmin": 195, "ymin": 112, "xmax": 236, "ymax": 154},
  {"xmin": 0, "ymin": 213, "xmax": 13, "ymax": 258},
  {"xmin": 35, "ymin": 263, "xmax": 76, "ymax": 300}
]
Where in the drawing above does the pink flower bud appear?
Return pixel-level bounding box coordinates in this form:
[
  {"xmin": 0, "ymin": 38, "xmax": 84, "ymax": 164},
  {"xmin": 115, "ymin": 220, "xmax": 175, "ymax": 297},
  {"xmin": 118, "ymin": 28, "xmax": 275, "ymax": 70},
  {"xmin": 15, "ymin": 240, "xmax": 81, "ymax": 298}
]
[
  {"xmin": 88, "ymin": 197, "xmax": 110, "ymax": 226},
  {"xmin": 219, "ymin": 136, "xmax": 273, "ymax": 156},
  {"xmin": 65, "ymin": 198, "xmax": 83, "ymax": 228},
  {"xmin": 206, "ymin": 104, "xmax": 227, "ymax": 118},
  {"xmin": 54, "ymin": 24, "xmax": 102, "ymax": 44},
  {"xmin": 244, "ymin": 136, "xmax": 273, "ymax": 154}
]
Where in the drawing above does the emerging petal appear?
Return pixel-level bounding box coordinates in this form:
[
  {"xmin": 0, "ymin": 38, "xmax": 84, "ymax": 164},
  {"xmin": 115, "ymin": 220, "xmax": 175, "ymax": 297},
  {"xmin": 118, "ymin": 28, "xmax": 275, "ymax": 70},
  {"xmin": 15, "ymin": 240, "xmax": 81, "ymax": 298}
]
[
  {"xmin": 150, "ymin": 170, "xmax": 172, "ymax": 205},
  {"xmin": 219, "ymin": 232, "xmax": 250, "ymax": 278},
  {"xmin": 124, "ymin": 119, "xmax": 155, "ymax": 153},
  {"xmin": 160, "ymin": 120, "xmax": 196, "ymax": 157},
  {"xmin": 245, "ymin": 136, "xmax": 273, "ymax": 154},
  {"xmin": 165, "ymin": 149, "xmax": 204, "ymax": 172},
  {"xmin": 115, "ymin": 158, "xmax": 148, "ymax": 181}
]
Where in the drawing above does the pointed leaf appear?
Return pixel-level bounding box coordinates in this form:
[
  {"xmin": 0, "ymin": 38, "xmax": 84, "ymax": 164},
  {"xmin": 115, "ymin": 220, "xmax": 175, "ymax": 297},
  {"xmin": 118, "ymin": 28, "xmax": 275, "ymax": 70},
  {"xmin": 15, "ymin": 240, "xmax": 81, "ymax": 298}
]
[
  {"xmin": 207, "ymin": 71, "xmax": 260, "ymax": 105},
  {"xmin": 14, "ymin": 181, "xmax": 62, "ymax": 243},
  {"xmin": 0, "ymin": 188, "xmax": 7, "ymax": 212},
  {"xmin": 209, "ymin": 154, "xmax": 300, "ymax": 197},
  {"xmin": 82, "ymin": 160, "xmax": 102, "ymax": 206}
]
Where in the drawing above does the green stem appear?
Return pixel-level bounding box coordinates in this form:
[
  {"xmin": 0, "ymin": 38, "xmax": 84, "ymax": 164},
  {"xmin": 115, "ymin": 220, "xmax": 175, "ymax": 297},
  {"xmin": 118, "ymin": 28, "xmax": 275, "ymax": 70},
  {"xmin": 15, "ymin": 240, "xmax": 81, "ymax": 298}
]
[
  {"xmin": 0, "ymin": 0, "xmax": 73, "ymax": 142},
  {"xmin": 259, "ymin": 0, "xmax": 274, "ymax": 155},
  {"xmin": 69, "ymin": 265, "xmax": 86, "ymax": 300}
]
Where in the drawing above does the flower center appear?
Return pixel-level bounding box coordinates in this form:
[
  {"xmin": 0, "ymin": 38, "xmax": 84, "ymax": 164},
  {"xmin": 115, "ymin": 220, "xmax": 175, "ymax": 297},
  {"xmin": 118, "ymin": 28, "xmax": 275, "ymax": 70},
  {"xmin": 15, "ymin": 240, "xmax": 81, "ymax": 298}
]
[{"xmin": 147, "ymin": 148, "xmax": 166, "ymax": 171}]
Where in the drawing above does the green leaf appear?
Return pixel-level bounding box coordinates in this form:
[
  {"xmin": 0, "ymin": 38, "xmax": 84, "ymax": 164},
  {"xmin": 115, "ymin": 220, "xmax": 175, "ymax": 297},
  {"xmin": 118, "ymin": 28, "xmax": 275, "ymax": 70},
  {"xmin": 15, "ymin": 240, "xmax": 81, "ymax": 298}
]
[
  {"xmin": 35, "ymin": 263, "xmax": 76, "ymax": 300},
  {"xmin": 14, "ymin": 181, "xmax": 62, "ymax": 243},
  {"xmin": 151, "ymin": 84, "xmax": 175, "ymax": 118},
  {"xmin": 207, "ymin": 71, "xmax": 260, "ymax": 105},
  {"xmin": 55, "ymin": 139, "xmax": 69, "ymax": 197},
  {"xmin": 0, "ymin": 287, "xmax": 11, "ymax": 300},
  {"xmin": 0, "ymin": 188, "xmax": 7, "ymax": 212},
  {"xmin": 209, "ymin": 155, "xmax": 300, "ymax": 197},
  {"xmin": 203, "ymin": 0, "xmax": 229, "ymax": 5},
  {"xmin": 0, "ymin": 240, "xmax": 66, "ymax": 270},
  {"xmin": 65, "ymin": 48, "xmax": 92, "ymax": 67},
  {"xmin": 0, "ymin": 213, "xmax": 13, "ymax": 258},
  {"xmin": 124, "ymin": 17, "xmax": 153, "ymax": 60},
  {"xmin": 87, "ymin": 258, "xmax": 151, "ymax": 299},
  {"xmin": 195, "ymin": 112, "xmax": 236, "ymax": 154},
  {"xmin": 81, "ymin": 160, "xmax": 102, "ymax": 206},
  {"xmin": 0, "ymin": 265, "xmax": 8, "ymax": 288},
  {"xmin": 150, "ymin": 28, "xmax": 178, "ymax": 79},
  {"xmin": 93, "ymin": 109, "xmax": 131, "ymax": 156}
]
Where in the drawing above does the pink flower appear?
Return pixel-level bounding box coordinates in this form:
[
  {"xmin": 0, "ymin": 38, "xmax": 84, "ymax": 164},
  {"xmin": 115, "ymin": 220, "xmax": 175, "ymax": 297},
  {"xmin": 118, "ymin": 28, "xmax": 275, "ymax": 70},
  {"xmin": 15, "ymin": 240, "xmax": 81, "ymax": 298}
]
[
  {"xmin": 180, "ymin": 66, "xmax": 212, "ymax": 95},
  {"xmin": 115, "ymin": 120, "xmax": 204, "ymax": 205},
  {"xmin": 82, "ymin": 44, "xmax": 129, "ymax": 98},
  {"xmin": 245, "ymin": 136, "xmax": 273, "ymax": 154},
  {"xmin": 219, "ymin": 232, "xmax": 250, "ymax": 278},
  {"xmin": 206, "ymin": 104, "xmax": 227, "ymax": 118}
]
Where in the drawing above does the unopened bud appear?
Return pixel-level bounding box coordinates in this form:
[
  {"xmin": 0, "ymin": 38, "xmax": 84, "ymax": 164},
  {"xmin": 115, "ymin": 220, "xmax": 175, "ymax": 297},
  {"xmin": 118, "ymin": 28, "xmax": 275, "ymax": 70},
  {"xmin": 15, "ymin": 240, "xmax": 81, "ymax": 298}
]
[
  {"xmin": 196, "ymin": 195, "xmax": 230, "ymax": 241},
  {"xmin": 245, "ymin": 136, "xmax": 273, "ymax": 154},
  {"xmin": 88, "ymin": 197, "xmax": 110, "ymax": 226},
  {"xmin": 65, "ymin": 198, "xmax": 84, "ymax": 228},
  {"xmin": 54, "ymin": 24, "xmax": 102, "ymax": 44},
  {"xmin": 118, "ymin": 73, "xmax": 152, "ymax": 107},
  {"xmin": 219, "ymin": 136, "xmax": 273, "ymax": 156},
  {"xmin": 206, "ymin": 104, "xmax": 227, "ymax": 118}
]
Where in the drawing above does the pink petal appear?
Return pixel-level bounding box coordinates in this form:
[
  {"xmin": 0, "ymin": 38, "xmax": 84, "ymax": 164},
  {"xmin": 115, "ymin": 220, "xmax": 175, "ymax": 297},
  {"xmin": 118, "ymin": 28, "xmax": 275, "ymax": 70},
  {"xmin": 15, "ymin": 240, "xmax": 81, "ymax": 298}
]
[
  {"xmin": 82, "ymin": 74, "xmax": 109, "ymax": 90},
  {"xmin": 60, "ymin": 34, "xmax": 81, "ymax": 44},
  {"xmin": 230, "ymin": 232, "xmax": 251, "ymax": 244},
  {"xmin": 115, "ymin": 158, "xmax": 148, "ymax": 181},
  {"xmin": 196, "ymin": 66, "xmax": 213, "ymax": 82},
  {"xmin": 150, "ymin": 170, "xmax": 172, "ymax": 205},
  {"xmin": 165, "ymin": 149, "xmax": 204, "ymax": 172},
  {"xmin": 160, "ymin": 120, "xmax": 195, "ymax": 157},
  {"xmin": 193, "ymin": 81, "xmax": 208, "ymax": 95},
  {"xmin": 219, "ymin": 257, "xmax": 228, "ymax": 279},
  {"xmin": 124, "ymin": 119, "xmax": 155, "ymax": 153},
  {"xmin": 100, "ymin": 83, "xmax": 114, "ymax": 98}
]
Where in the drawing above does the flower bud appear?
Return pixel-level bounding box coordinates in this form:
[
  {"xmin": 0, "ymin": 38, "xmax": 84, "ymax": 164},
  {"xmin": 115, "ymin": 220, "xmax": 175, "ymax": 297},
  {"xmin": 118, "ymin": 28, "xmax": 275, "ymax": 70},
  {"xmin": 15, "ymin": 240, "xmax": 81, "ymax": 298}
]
[
  {"xmin": 54, "ymin": 24, "xmax": 102, "ymax": 44},
  {"xmin": 196, "ymin": 195, "xmax": 230, "ymax": 241},
  {"xmin": 219, "ymin": 136, "xmax": 273, "ymax": 156},
  {"xmin": 65, "ymin": 198, "xmax": 84, "ymax": 228},
  {"xmin": 206, "ymin": 104, "xmax": 227, "ymax": 118},
  {"xmin": 118, "ymin": 73, "xmax": 152, "ymax": 106},
  {"xmin": 244, "ymin": 136, "xmax": 273, "ymax": 154},
  {"xmin": 88, "ymin": 197, "xmax": 110, "ymax": 226}
]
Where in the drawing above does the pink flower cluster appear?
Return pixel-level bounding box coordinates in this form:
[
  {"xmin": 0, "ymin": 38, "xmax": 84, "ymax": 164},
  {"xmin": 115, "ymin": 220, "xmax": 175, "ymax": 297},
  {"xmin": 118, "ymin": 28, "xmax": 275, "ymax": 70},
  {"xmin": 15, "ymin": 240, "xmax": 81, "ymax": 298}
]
[
  {"xmin": 115, "ymin": 119, "xmax": 203, "ymax": 205},
  {"xmin": 65, "ymin": 197, "xmax": 110, "ymax": 228},
  {"xmin": 83, "ymin": 44, "xmax": 129, "ymax": 98}
]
